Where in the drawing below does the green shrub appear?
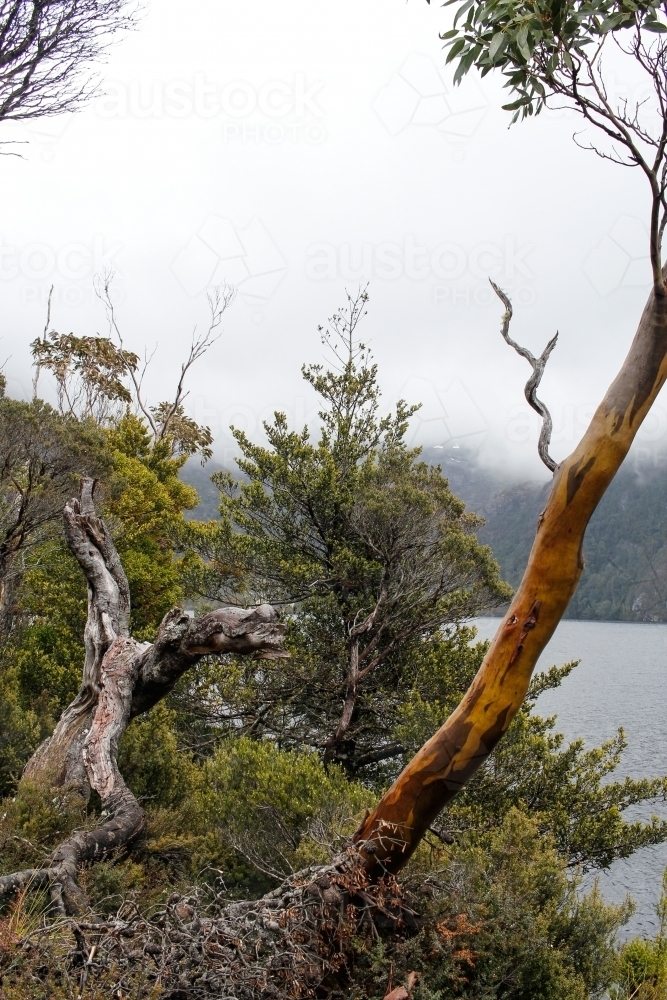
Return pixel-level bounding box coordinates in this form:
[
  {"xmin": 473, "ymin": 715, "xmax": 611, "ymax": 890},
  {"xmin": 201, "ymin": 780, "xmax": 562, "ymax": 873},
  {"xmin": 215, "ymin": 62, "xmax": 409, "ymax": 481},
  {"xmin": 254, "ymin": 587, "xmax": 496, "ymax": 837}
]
[
  {"xmin": 198, "ymin": 737, "xmax": 374, "ymax": 894},
  {"xmin": 612, "ymin": 870, "xmax": 667, "ymax": 999},
  {"xmin": 349, "ymin": 809, "xmax": 630, "ymax": 1000},
  {"xmin": 119, "ymin": 702, "xmax": 200, "ymax": 810}
]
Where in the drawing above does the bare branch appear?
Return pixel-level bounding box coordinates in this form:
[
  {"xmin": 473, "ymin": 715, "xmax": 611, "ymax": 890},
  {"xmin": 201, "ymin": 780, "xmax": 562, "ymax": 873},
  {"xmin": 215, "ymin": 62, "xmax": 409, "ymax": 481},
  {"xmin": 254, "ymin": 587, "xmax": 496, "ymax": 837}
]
[
  {"xmin": 97, "ymin": 273, "xmax": 235, "ymax": 460},
  {"xmin": 0, "ymin": 137, "xmax": 25, "ymax": 157},
  {"xmin": 32, "ymin": 284, "xmax": 53, "ymax": 400},
  {"xmin": 490, "ymin": 280, "xmax": 558, "ymax": 473},
  {"xmin": 95, "ymin": 272, "xmax": 158, "ymax": 435},
  {"xmin": 155, "ymin": 282, "xmax": 236, "ymax": 444},
  {"xmin": 0, "ymin": 0, "xmax": 141, "ymax": 124}
]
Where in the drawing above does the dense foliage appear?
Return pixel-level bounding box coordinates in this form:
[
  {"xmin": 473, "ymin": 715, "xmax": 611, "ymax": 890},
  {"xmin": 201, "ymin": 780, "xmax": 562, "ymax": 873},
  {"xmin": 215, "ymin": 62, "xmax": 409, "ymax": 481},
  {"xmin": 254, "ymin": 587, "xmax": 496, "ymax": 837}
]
[{"xmin": 441, "ymin": 0, "xmax": 667, "ymax": 119}]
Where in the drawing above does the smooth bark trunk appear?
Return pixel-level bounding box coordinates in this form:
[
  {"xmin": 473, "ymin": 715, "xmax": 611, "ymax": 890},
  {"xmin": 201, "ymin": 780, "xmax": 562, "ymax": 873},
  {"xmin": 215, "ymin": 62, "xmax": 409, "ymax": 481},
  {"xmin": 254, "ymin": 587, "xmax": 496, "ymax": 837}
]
[{"xmin": 354, "ymin": 286, "xmax": 667, "ymax": 874}]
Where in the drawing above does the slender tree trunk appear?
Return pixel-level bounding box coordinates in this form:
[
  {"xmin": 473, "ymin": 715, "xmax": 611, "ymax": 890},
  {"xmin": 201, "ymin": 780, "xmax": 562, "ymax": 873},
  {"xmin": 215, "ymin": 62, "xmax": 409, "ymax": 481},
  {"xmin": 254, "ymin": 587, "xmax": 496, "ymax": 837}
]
[
  {"xmin": 0, "ymin": 478, "xmax": 286, "ymax": 913},
  {"xmin": 323, "ymin": 636, "xmax": 360, "ymax": 765},
  {"xmin": 354, "ymin": 285, "xmax": 667, "ymax": 875},
  {"xmin": 0, "ymin": 540, "xmax": 21, "ymax": 635},
  {"xmin": 323, "ymin": 582, "xmax": 391, "ymax": 767}
]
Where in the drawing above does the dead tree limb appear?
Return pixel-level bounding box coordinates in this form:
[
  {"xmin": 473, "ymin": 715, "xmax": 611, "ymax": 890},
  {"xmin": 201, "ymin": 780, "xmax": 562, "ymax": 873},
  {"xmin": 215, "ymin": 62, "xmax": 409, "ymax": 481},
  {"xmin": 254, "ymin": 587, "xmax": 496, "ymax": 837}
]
[
  {"xmin": 1, "ymin": 477, "xmax": 286, "ymax": 914},
  {"xmin": 490, "ymin": 279, "xmax": 558, "ymax": 473}
]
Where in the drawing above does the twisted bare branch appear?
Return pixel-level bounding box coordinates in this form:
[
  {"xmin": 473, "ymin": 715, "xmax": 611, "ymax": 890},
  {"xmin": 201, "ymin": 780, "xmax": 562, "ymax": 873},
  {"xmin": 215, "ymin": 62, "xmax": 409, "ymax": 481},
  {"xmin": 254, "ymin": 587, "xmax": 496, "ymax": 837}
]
[{"xmin": 490, "ymin": 280, "xmax": 558, "ymax": 473}]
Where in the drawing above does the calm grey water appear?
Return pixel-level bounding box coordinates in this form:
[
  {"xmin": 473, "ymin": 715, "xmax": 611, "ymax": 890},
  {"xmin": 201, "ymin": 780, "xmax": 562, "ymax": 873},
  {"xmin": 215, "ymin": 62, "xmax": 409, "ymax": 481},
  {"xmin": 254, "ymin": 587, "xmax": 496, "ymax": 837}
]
[{"xmin": 473, "ymin": 618, "xmax": 667, "ymax": 939}]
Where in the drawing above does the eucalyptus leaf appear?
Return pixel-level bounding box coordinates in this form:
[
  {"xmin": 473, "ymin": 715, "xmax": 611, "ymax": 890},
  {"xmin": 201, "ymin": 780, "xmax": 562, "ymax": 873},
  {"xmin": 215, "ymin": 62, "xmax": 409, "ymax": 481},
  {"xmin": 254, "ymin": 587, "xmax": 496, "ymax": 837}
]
[
  {"xmin": 516, "ymin": 24, "xmax": 531, "ymax": 60},
  {"xmin": 489, "ymin": 30, "xmax": 507, "ymax": 60},
  {"xmin": 446, "ymin": 37, "xmax": 466, "ymax": 63}
]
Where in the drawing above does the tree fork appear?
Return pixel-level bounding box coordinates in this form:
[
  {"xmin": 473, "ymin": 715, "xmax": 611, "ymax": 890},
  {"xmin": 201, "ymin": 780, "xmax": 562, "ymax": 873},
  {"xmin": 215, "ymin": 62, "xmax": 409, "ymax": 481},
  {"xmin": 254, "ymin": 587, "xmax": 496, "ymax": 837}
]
[{"xmin": 354, "ymin": 283, "xmax": 667, "ymax": 875}]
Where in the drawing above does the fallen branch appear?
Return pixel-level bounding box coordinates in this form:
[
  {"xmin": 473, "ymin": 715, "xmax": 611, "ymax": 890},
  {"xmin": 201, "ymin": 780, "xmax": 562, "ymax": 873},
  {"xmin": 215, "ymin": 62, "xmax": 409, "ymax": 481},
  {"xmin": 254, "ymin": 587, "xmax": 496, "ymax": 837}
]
[{"xmin": 1, "ymin": 850, "xmax": 416, "ymax": 998}]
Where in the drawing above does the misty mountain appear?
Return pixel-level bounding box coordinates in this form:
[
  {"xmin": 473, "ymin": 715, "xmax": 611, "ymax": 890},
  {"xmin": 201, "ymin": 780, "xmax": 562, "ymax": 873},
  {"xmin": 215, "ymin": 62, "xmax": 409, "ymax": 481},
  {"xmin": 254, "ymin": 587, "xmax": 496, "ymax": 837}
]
[
  {"xmin": 421, "ymin": 447, "xmax": 667, "ymax": 623},
  {"xmin": 182, "ymin": 458, "xmax": 226, "ymax": 521}
]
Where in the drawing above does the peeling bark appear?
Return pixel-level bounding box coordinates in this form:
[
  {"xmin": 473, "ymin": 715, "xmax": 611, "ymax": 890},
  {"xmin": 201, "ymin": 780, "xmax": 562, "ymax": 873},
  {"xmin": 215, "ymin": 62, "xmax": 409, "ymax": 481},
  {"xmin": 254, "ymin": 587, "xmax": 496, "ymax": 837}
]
[
  {"xmin": 1, "ymin": 477, "xmax": 286, "ymax": 913},
  {"xmin": 354, "ymin": 284, "xmax": 667, "ymax": 875}
]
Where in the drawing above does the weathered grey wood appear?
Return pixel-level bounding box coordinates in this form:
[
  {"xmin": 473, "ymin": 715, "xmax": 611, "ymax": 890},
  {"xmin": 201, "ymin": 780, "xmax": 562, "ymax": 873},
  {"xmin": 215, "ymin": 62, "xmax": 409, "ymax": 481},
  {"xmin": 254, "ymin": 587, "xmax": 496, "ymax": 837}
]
[
  {"xmin": 1, "ymin": 477, "xmax": 286, "ymax": 913},
  {"xmin": 132, "ymin": 603, "xmax": 286, "ymax": 716},
  {"xmin": 490, "ymin": 280, "xmax": 558, "ymax": 473}
]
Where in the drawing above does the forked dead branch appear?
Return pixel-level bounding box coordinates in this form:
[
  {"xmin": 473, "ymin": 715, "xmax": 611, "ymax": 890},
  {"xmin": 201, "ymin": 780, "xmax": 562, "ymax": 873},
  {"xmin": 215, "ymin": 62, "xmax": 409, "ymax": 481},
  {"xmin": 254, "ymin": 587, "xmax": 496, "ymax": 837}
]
[{"xmin": 489, "ymin": 279, "xmax": 558, "ymax": 473}]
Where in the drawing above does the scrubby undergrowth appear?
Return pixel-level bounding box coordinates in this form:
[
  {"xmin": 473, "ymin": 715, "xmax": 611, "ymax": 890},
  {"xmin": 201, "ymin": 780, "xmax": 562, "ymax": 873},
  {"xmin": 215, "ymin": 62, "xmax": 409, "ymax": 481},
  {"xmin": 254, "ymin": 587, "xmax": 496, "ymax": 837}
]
[{"xmin": 0, "ymin": 805, "xmax": 643, "ymax": 1000}]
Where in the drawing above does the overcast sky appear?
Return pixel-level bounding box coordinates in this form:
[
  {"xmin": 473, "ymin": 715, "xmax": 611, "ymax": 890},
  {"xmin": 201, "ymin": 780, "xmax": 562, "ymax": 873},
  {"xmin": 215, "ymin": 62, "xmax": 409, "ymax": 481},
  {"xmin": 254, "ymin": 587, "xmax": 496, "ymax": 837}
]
[{"xmin": 0, "ymin": 0, "xmax": 663, "ymax": 480}]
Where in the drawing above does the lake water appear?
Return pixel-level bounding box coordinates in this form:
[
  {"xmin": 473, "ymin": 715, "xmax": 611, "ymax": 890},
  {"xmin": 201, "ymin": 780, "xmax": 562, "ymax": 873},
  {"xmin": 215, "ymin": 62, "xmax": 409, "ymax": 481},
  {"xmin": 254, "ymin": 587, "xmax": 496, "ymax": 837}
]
[{"xmin": 473, "ymin": 617, "xmax": 667, "ymax": 939}]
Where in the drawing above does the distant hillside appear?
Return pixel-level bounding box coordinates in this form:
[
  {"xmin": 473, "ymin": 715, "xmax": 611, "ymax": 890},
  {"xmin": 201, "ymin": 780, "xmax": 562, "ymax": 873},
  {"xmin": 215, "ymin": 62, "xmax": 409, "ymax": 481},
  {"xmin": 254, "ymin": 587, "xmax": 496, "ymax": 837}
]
[
  {"xmin": 390, "ymin": 447, "xmax": 667, "ymax": 623},
  {"xmin": 182, "ymin": 449, "xmax": 667, "ymax": 622},
  {"xmin": 181, "ymin": 459, "xmax": 225, "ymax": 521},
  {"xmin": 440, "ymin": 452, "xmax": 667, "ymax": 623}
]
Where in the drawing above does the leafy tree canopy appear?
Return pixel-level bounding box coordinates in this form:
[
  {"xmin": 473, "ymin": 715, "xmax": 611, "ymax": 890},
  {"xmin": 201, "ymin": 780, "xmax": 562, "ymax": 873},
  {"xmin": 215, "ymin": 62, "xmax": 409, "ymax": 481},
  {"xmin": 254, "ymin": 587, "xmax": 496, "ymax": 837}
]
[
  {"xmin": 183, "ymin": 291, "xmax": 511, "ymax": 774},
  {"xmin": 442, "ymin": 0, "xmax": 666, "ymax": 116}
]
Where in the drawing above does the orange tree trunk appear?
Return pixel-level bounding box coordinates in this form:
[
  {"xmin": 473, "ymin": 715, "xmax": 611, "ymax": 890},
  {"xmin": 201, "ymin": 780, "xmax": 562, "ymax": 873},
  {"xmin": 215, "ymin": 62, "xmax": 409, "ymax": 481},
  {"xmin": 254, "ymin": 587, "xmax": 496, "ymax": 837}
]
[{"xmin": 354, "ymin": 286, "xmax": 667, "ymax": 875}]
